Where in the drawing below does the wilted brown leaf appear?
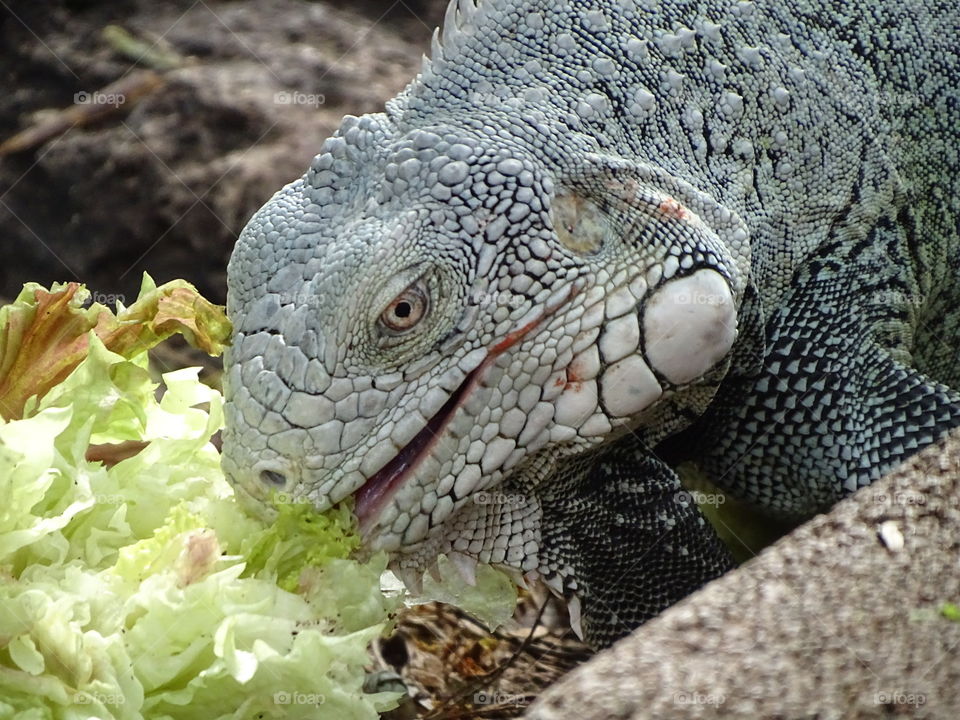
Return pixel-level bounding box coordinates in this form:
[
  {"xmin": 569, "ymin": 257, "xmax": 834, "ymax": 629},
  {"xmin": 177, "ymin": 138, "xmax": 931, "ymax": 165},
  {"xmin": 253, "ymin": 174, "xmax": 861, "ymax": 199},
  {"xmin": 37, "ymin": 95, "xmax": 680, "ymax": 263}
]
[{"xmin": 0, "ymin": 275, "xmax": 230, "ymax": 420}]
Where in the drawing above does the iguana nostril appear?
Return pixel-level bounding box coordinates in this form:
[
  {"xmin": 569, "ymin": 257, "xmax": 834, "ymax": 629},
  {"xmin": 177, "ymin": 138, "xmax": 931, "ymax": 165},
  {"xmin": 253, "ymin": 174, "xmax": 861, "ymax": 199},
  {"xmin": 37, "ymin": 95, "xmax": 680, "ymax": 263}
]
[{"xmin": 260, "ymin": 469, "xmax": 287, "ymax": 486}]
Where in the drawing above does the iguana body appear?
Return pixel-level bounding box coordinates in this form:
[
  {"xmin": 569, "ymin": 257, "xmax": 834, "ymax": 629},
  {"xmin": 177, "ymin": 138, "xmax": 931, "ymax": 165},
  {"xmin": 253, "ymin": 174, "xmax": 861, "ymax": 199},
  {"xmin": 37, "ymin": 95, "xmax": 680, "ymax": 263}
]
[{"xmin": 222, "ymin": 0, "xmax": 960, "ymax": 647}]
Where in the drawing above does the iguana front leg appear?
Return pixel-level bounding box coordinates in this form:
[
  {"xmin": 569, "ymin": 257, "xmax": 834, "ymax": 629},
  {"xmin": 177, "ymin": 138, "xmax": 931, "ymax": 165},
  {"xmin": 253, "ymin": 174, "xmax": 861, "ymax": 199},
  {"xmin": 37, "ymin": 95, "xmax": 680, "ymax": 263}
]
[
  {"xmin": 535, "ymin": 438, "xmax": 734, "ymax": 647},
  {"xmin": 396, "ymin": 435, "xmax": 735, "ymax": 648}
]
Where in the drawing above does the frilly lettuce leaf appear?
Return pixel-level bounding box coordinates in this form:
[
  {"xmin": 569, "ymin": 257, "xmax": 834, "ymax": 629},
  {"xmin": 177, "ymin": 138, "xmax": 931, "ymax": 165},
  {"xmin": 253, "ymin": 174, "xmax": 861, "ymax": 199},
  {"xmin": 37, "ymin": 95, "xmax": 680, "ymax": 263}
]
[{"xmin": 0, "ymin": 286, "xmax": 401, "ymax": 719}]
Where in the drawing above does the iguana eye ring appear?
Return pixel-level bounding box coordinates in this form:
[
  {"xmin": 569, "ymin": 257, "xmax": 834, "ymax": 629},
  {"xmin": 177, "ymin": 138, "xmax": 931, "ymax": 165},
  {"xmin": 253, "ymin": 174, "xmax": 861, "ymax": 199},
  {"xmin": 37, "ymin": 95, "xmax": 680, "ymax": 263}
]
[{"xmin": 380, "ymin": 281, "xmax": 429, "ymax": 333}]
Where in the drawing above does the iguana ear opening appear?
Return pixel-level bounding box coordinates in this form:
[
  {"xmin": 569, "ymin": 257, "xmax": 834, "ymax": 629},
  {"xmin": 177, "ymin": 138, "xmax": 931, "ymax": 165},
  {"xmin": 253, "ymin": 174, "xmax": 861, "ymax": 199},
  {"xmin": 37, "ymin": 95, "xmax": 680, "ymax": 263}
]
[{"xmin": 551, "ymin": 189, "xmax": 610, "ymax": 256}]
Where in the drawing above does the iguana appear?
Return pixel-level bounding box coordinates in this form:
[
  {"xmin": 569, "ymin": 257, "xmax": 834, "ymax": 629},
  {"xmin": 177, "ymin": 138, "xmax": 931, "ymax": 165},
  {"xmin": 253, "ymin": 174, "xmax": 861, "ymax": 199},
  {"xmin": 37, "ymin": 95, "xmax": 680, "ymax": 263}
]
[{"xmin": 221, "ymin": 0, "xmax": 960, "ymax": 648}]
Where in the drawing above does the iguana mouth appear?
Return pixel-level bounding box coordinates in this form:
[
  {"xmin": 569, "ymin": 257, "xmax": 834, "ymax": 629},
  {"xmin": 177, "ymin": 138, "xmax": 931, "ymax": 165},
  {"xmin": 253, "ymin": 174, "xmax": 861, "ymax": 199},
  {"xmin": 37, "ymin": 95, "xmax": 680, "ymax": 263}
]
[
  {"xmin": 353, "ymin": 364, "xmax": 482, "ymax": 530},
  {"xmin": 352, "ymin": 283, "xmax": 583, "ymax": 534}
]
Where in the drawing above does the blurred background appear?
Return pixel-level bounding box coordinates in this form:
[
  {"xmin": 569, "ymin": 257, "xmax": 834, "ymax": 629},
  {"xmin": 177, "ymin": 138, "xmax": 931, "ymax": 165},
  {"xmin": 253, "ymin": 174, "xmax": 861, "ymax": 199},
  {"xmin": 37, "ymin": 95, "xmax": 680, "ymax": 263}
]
[{"xmin": 0, "ymin": 0, "xmax": 448, "ymax": 311}]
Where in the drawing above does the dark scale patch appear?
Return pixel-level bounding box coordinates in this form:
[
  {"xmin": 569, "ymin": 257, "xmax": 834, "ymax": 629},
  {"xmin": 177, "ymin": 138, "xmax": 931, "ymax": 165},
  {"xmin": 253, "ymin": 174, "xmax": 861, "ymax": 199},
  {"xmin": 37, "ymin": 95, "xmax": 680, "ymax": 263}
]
[
  {"xmin": 913, "ymin": 244, "xmax": 960, "ymax": 387},
  {"xmin": 537, "ymin": 436, "xmax": 733, "ymax": 647},
  {"xmin": 687, "ymin": 221, "xmax": 960, "ymax": 515}
]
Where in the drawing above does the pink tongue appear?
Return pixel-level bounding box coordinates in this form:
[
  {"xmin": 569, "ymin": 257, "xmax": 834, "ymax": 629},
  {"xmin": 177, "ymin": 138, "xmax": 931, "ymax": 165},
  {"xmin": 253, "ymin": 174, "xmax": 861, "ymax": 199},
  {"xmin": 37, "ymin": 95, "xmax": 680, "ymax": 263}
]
[
  {"xmin": 352, "ymin": 364, "xmax": 482, "ymax": 528},
  {"xmin": 354, "ymin": 449, "xmax": 417, "ymax": 526}
]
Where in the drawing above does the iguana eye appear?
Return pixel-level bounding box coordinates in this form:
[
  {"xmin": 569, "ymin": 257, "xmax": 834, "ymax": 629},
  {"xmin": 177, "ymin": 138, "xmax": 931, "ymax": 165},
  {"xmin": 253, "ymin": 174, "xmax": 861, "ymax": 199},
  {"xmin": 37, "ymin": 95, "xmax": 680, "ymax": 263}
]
[{"xmin": 379, "ymin": 281, "xmax": 429, "ymax": 333}]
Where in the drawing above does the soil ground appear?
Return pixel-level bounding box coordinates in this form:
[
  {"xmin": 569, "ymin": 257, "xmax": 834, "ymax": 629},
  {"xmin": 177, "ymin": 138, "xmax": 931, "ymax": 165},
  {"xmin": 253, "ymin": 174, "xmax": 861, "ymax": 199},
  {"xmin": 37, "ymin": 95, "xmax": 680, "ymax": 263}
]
[{"xmin": 0, "ymin": 0, "xmax": 446, "ymax": 306}]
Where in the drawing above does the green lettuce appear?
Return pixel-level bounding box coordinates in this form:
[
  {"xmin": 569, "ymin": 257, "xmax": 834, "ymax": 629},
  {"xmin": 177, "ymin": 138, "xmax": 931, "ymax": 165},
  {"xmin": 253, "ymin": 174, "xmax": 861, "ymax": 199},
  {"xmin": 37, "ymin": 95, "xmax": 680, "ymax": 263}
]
[
  {"xmin": 0, "ymin": 278, "xmax": 520, "ymax": 719},
  {"xmin": 0, "ymin": 307, "xmax": 401, "ymax": 718}
]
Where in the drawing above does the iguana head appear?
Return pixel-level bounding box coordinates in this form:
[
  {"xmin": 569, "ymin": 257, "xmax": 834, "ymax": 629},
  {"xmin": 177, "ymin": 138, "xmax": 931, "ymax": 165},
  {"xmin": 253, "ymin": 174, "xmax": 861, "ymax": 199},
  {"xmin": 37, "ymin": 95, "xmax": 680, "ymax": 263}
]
[{"xmin": 222, "ymin": 108, "xmax": 749, "ymax": 593}]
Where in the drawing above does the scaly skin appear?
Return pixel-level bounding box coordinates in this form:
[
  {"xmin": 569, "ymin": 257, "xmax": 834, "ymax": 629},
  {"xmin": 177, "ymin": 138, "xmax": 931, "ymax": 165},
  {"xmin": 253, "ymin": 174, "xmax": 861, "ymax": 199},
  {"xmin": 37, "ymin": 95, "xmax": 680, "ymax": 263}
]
[{"xmin": 221, "ymin": 0, "xmax": 960, "ymax": 647}]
